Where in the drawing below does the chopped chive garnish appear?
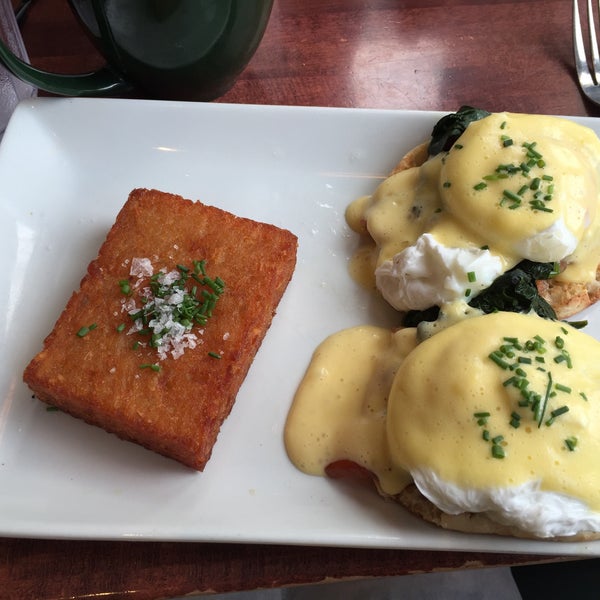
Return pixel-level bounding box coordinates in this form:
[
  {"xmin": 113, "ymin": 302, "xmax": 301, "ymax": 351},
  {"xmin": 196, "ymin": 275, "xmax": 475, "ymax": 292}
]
[
  {"xmin": 565, "ymin": 436, "xmax": 578, "ymax": 451},
  {"xmin": 489, "ymin": 351, "xmax": 511, "ymax": 369},
  {"xmin": 477, "ymin": 139, "xmax": 555, "ymax": 213},
  {"xmin": 76, "ymin": 324, "xmax": 97, "ymax": 338},
  {"xmin": 194, "ymin": 259, "xmax": 207, "ymax": 275},
  {"xmin": 555, "ymin": 383, "xmax": 572, "ymax": 393},
  {"xmin": 491, "ymin": 444, "xmax": 505, "ymax": 459},
  {"xmin": 467, "ymin": 271, "xmax": 476, "ymax": 283},
  {"xmin": 537, "ymin": 371, "xmax": 553, "ymax": 428},
  {"xmin": 500, "ymin": 344, "xmax": 515, "ymax": 356},
  {"xmin": 554, "ymin": 352, "xmax": 573, "ymax": 368},
  {"xmin": 140, "ymin": 363, "xmax": 160, "ymax": 372},
  {"xmin": 529, "ymin": 200, "xmax": 554, "ymax": 212},
  {"xmin": 487, "ymin": 330, "xmax": 583, "ymax": 449},
  {"xmin": 120, "ymin": 259, "xmax": 225, "ymax": 368},
  {"xmin": 502, "ymin": 189, "xmax": 522, "ymax": 203},
  {"xmin": 474, "ymin": 411, "xmax": 490, "ymax": 426},
  {"xmin": 550, "ymin": 405, "xmax": 570, "ymax": 418},
  {"xmin": 523, "ymin": 141, "xmax": 541, "ymax": 158},
  {"xmin": 474, "ymin": 181, "xmax": 487, "ymax": 191},
  {"xmin": 116, "ymin": 323, "xmax": 126, "ymax": 333},
  {"xmin": 208, "ymin": 351, "xmax": 222, "ymax": 359},
  {"xmin": 119, "ymin": 280, "xmax": 131, "ymax": 295}
]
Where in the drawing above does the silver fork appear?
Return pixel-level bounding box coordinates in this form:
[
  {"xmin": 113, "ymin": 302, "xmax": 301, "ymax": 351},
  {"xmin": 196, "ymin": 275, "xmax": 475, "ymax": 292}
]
[{"xmin": 574, "ymin": 0, "xmax": 600, "ymax": 104}]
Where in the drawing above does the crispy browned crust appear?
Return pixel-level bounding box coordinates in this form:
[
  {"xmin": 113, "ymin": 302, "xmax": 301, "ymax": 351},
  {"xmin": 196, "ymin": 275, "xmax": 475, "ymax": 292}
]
[
  {"xmin": 395, "ymin": 483, "xmax": 600, "ymax": 542},
  {"xmin": 389, "ymin": 141, "xmax": 429, "ymax": 176},
  {"xmin": 391, "ymin": 143, "xmax": 600, "ymax": 319},
  {"xmin": 536, "ymin": 267, "xmax": 600, "ymax": 320},
  {"xmin": 23, "ymin": 188, "xmax": 298, "ymax": 470}
]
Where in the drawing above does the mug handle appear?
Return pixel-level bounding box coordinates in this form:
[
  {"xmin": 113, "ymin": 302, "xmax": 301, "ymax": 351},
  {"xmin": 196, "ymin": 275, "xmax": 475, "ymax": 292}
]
[{"xmin": 0, "ymin": 5, "xmax": 131, "ymax": 97}]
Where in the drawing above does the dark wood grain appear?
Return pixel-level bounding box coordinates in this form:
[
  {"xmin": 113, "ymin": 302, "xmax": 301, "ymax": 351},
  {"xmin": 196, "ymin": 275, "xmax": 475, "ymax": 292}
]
[
  {"xmin": 16, "ymin": 0, "xmax": 596, "ymax": 116},
  {"xmin": 1, "ymin": 0, "xmax": 591, "ymax": 598},
  {"xmin": 0, "ymin": 537, "xmax": 569, "ymax": 600}
]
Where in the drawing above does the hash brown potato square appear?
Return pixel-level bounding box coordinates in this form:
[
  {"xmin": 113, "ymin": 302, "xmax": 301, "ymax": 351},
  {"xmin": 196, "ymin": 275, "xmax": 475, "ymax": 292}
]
[{"xmin": 23, "ymin": 188, "xmax": 298, "ymax": 470}]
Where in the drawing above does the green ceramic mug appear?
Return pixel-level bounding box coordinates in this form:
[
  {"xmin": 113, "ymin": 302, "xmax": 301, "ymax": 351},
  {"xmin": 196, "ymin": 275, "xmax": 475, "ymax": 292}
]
[{"xmin": 0, "ymin": 0, "xmax": 274, "ymax": 100}]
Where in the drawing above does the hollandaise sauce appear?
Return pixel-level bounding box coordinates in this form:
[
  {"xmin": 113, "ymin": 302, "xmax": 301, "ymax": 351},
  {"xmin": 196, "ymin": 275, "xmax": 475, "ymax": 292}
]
[
  {"xmin": 285, "ymin": 325, "xmax": 416, "ymax": 494},
  {"xmin": 286, "ymin": 311, "xmax": 600, "ymax": 536},
  {"xmin": 345, "ymin": 112, "xmax": 600, "ymax": 310},
  {"xmin": 386, "ymin": 312, "xmax": 600, "ymax": 510},
  {"xmin": 286, "ymin": 111, "xmax": 600, "ymax": 538}
]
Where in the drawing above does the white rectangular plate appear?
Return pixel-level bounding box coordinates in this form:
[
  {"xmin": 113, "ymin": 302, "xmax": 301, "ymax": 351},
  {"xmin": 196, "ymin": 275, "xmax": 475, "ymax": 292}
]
[{"xmin": 1, "ymin": 98, "xmax": 599, "ymax": 556}]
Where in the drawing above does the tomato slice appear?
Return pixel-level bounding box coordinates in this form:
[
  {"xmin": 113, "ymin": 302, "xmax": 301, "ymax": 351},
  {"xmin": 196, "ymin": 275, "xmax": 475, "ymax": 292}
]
[{"xmin": 325, "ymin": 460, "xmax": 376, "ymax": 483}]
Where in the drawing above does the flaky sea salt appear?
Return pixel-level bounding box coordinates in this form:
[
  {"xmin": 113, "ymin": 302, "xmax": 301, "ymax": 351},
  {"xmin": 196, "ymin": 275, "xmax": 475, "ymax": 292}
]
[
  {"xmin": 130, "ymin": 257, "xmax": 154, "ymax": 278},
  {"xmin": 122, "ymin": 258, "xmax": 206, "ymax": 361}
]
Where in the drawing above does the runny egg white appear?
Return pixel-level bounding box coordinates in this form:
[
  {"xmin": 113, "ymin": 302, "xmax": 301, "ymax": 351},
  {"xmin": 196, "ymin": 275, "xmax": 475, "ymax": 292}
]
[
  {"xmin": 345, "ymin": 112, "xmax": 600, "ymax": 311},
  {"xmin": 375, "ymin": 233, "xmax": 502, "ymax": 311}
]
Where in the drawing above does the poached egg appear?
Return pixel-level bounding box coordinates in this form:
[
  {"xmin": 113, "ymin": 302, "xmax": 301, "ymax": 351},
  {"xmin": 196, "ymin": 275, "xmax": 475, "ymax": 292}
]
[
  {"xmin": 285, "ymin": 311, "xmax": 600, "ymax": 538},
  {"xmin": 285, "ymin": 111, "xmax": 600, "ymax": 540},
  {"xmin": 346, "ymin": 112, "xmax": 600, "ymax": 311}
]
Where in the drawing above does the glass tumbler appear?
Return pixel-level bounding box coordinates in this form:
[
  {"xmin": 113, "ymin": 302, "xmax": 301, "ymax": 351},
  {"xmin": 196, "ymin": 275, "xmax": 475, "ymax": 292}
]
[{"xmin": 0, "ymin": 0, "xmax": 36, "ymax": 137}]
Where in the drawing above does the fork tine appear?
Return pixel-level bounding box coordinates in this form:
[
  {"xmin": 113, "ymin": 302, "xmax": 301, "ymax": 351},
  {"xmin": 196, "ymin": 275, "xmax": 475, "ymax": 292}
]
[
  {"xmin": 587, "ymin": 0, "xmax": 600, "ymax": 84},
  {"xmin": 574, "ymin": 0, "xmax": 597, "ymax": 90}
]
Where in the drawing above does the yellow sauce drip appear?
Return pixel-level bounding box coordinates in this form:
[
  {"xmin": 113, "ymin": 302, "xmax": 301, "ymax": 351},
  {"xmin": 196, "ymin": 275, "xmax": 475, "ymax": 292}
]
[{"xmin": 285, "ymin": 326, "xmax": 416, "ymax": 494}]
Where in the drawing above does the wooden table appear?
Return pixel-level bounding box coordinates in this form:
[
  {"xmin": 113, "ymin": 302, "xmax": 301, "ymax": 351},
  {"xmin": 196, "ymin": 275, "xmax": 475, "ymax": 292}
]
[{"xmin": 1, "ymin": 0, "xmax": 595, "ymax": 598}]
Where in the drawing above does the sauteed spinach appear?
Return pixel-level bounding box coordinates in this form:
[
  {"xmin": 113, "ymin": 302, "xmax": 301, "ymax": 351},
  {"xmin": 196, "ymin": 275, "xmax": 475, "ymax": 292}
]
[
  {"xmin": 402, "ymin": 107, "xmax": 561, "ymax": 326},
  {"xmin": 428, "ymin": 105, "xmax": 490, "ymax": 155}
]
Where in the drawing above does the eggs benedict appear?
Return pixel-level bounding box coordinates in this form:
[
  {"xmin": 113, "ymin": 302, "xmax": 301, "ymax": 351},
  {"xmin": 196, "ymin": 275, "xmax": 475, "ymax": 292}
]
[
  {"xmin": 285, "ymin": 110, "xmax": 600, "ymax": 541},
  {"xmin": 285, "ymin": 311, "xmax": 600, "ymax": 540},
  {"xmin": 346, "ymin": 109, "xmax": 600, "ymax": 320}
]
